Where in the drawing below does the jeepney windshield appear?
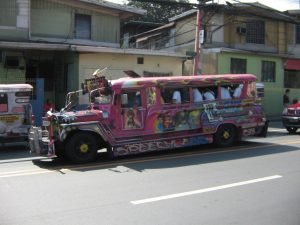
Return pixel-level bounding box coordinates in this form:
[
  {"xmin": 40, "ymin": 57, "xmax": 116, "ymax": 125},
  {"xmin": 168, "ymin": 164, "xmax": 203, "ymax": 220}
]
[
  {"xmin": 94, "ymin": 95, "xmax": 111, "ymax": 104},
  {"xmin": 90, "ymin": 88, "xmax": 112, "ymax": 104}
]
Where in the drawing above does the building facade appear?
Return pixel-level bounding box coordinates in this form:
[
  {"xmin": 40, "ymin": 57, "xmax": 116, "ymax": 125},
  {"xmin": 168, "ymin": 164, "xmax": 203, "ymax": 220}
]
[
  {"xmin": 134, "ymin": 3, "xmax": 300, "ymax": 117},
  {"xmin": 0, "ymin": 0, "xmax": 186, "ymax": 111}
]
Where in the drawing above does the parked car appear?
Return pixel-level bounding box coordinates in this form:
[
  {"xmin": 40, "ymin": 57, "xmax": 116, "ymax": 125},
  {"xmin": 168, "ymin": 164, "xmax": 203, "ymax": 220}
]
[{"xmin": 282, "ymin": 100, "xmax": 300, "ymax": 134}]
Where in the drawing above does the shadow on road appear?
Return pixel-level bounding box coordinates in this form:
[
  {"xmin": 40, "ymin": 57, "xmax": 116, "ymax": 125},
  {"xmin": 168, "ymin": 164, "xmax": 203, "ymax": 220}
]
[
  {"xmin": 31, "ymin": 139, "xmax": 300, "ymax": 173},
  {"xmin": 0, "ymin": 142, "xmax": 30, "ymax": 161}
]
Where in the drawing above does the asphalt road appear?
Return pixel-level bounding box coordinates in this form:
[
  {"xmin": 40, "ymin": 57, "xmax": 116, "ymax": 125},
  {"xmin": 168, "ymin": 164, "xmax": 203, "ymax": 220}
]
[{"xmin": 1, "ymin": 121, "xmax": 300, "ymax": 225}]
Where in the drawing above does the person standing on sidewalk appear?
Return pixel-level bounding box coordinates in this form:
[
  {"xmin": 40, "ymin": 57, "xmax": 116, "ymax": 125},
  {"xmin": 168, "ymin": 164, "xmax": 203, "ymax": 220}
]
[{"xmin": 283, "ymin": 89, "xmax": 290, "ymax": 107}]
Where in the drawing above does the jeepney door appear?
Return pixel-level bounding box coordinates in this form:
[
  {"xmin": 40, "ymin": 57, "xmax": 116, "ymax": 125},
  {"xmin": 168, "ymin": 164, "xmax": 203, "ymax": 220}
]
[{"xmin": 120, "ymin": 90, "xmax": 145, "ymax": 130}]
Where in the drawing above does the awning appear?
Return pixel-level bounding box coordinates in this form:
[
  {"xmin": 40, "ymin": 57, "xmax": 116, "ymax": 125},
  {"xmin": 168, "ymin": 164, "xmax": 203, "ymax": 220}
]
[{"xmin": 284, "ymin": 59, "xmax": 300, "ymax": 70}]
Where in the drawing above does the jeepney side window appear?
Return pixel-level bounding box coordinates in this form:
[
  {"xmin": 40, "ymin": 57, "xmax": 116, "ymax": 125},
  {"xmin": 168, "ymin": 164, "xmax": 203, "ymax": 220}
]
[
  {"xmin": 146, "ymin": 87, "xmax": 157, "ymax": 106},
  {"xmin": 121, "ymin": 93, "xmax": 129, "ymax": 107},
  {"xmin": 202, "ymin": 85, "xmax": 217, "ymax": 101},
  {"xmin": 247, "ymin": 81, "xmax": 257, "ymax": 98},
  {"xmin": 161, "ymin": 87, "xmax": 190, "ymax": 104},
  {"xmin": 121, "ymin": 91, "xmax": 141, "ymax": 108},
  {"xmin": 161, "ymin": 88, "xmax": 173, "ymax": 104},
  {"xmin": 181, "ymin": 87, "xmax": 190, "ymax": 103},
  {"xmin": 15, "ymin": 91, "xmax": 31, "ymax": 97},
  {"xmin": 192, "ymin": 87, "xmax": 203, "ymax": 102},
  {"xmin": 15, "ymin": 91, "xmax": 32, "ymax": 103},
  {"xmin": 232, "ymin": 83, "xmax": 243, "ymax": 99},
  {"xmin": 219, "ymin": 85, "xmax": 232, "ymax": 100},
  {"xmin": 0, "ymin": 93, "xmax": 8, "ymax": 112}
]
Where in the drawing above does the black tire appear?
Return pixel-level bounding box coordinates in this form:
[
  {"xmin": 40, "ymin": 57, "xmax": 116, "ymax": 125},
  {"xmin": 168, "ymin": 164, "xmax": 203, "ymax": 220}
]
[
  {"xmin": 106, "ymin": 145, "xmax": 114, "ymax": 159},
  {"xmin": 286, "ymin": 127, "xmax": 298, "ymax": 134},
  {"xmin": 65, "ymin": 132, "xmax": 98, "ymax": 163},
  {"xmin": 214, "ymin": 124, "xmax": 237, "ymax": 147}
]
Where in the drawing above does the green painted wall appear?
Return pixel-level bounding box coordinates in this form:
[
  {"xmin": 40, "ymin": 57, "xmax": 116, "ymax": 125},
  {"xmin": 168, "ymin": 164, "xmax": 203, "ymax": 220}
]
[
  {"xmin": 0, "ymin": 64, "xmax": 26, "ymax": 84},
  {"xmin": 0, "ymin": 0, "xmax": 16, "ymax": 27},
  {"xmin": 31, "ymin": 0, "xmax": 120, "ymax": 43},
  {"xmin": 31, "ymin": 0, "xmax": 71, "ymax": 38},
  {"xmin": 93, "ymin": 14, "xmax": 120, "ymax": 43},
  {"xmin": 217, "ymin": 52, "xmax": 292, "ymax": 118},
  {"xmin": 0, "ymin": 0, "xmax": 28, "ymax": 40}
]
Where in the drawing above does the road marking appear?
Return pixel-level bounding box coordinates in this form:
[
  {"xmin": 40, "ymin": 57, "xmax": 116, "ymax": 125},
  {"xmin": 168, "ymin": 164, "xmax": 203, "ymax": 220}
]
[
  {"xmin": 0, "ymin": 168, "xmax": 71, "ymax": 178},
  {"xmin": 131, "ymin": 175, "xmax": 282, "ymax": 205}
]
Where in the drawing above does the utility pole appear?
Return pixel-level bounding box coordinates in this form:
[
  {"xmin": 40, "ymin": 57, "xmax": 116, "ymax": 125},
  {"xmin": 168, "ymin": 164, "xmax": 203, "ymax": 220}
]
[
  {"xmin": 193, "ymin": 6, "xmax": 202, "ymax": 75},
  {"xmin": 194, "ymin": 0, "xmax": 210, "ymax": 75}
]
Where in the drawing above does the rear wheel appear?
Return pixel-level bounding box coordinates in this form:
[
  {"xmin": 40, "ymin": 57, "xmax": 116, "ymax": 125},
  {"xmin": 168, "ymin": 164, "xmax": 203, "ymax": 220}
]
[
  {"xmin": 65, "ymin": 132, "xmax": 98, "ymax": 163},
  {"xmin": 286, "ymin": 127, "xmax": 298, "ymax": 134},
  {"xmin": 214, "ymin": 124, "xmax": 237, "ymax": 147}
]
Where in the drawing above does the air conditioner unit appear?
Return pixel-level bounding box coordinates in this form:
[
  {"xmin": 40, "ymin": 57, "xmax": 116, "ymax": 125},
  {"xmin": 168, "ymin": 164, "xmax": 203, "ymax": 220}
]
[{"xmin": 236, "ymin": 27, "xmax": 246, "ymax": 34}]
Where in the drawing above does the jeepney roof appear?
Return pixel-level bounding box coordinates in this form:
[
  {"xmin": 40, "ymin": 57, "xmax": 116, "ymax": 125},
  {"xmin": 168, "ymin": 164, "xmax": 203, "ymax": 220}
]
[
  {"xmin": 112, "ymin": 74, "xmax": 257, "ymax": 89},
  {"xmin": 0, "ymin": 84, "xmax": 33, "ymax": 92}
]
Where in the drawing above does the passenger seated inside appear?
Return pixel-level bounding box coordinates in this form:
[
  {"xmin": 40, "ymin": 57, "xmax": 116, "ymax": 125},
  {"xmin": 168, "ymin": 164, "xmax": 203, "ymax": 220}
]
[
  {"xmin": 134, "ymin": 91, "xmax": 141, "ymax": 106},
  {"xmin": 161, "ymin": 88, "xmax": 173, "ymax": 104},
  {"xmin": 203, "ymin": 88, "xmax": 215, "ymax": 101},
  {"xmin": 172, "ymin": 90, "xmax": 182, "ymax": 104},
  {"xmin": 233, "ymin": 84, "xmax": 243, "ymax": 98},
  {"xmin": 181, "ymin": 88, "xmax": 190, "ymax": 103},
  {"xmin": 193, "ymin": 88, "xmax": 203, "ymax": 102},
  {"xmin": 123, "ymin": 91, "xmax": 141, "ymax": 108},
  {"xmin": 220, "ymin": 86, "xmax": 232, "ymax": 99}
]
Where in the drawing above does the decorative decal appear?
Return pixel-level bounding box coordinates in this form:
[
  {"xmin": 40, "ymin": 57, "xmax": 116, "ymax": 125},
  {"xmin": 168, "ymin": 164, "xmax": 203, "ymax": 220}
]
[
  {"xmin": 203, "ymin": 103, "xmax": 221, "ymax": 122},
  {"xmin": 114, "ymin": 136, "xmax": 211, "ymax": 156},
  {"xmin": 122, "ymin": 108, "xmax": 142, "ymax": 129}
]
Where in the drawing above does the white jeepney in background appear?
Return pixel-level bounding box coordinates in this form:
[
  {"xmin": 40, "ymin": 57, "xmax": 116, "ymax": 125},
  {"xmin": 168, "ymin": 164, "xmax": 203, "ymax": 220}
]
[{"xmin": 0, "ymin": 84, "xmax": 33, "ymax": 144}]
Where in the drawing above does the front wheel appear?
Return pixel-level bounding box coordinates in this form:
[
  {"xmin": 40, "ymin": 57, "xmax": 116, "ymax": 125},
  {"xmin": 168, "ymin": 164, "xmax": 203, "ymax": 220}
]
[
  {"xmin": 214, "ymin": 124, "xmax": 237, "ymax": 147},
  {"xmin": 286, "ymin": 127, "xmax": 298, "ymax": 134},
  {"xmin": 65, "ymin": 132, "xmax": 98, "ymax": 163}
]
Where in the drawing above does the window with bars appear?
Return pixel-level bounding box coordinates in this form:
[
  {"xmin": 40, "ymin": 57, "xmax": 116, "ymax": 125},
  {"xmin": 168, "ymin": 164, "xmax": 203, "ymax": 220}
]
[
  {"xmin": 230, "ymin": 58, "xmax": 247, "ymax": 74},
  {"xmin": 246, "ymin": 20, "xmax": 265, "ymax": 44},
  {"xmin": 137, "ymin": 57, "xmax": 144, "ymax": 64},
  {"xmin": 0, "ymin": 94, "xmax": 8, "ymax": 112},
  {"xmin": 75, "ymin": 14, "xmax": 91, "ymax": 40},
  {"xmin": 296, "ymin": 24, "xmax": 300, "ymax": 44},
  {"xmin": 261, "ymin": 61, "xmax": 275, "ymax": 82}
]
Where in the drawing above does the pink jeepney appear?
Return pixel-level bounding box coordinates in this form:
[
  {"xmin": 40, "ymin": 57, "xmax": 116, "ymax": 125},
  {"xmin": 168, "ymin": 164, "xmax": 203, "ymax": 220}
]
[{"xmin": 29, "ymin": 73, "xmax": 268, "ymax": 163}]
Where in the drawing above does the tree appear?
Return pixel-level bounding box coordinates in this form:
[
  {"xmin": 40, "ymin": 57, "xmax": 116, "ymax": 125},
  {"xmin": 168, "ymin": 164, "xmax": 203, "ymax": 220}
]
[{"xmin": 127, "ymin": 0, "xmax": 194, "ymax": 23}]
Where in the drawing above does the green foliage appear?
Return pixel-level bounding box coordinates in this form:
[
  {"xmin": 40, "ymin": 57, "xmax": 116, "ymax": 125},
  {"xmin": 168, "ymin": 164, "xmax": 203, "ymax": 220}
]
[{"xmin": 127, "ymin": 0, "xmax": 194, "ymax": 23}]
